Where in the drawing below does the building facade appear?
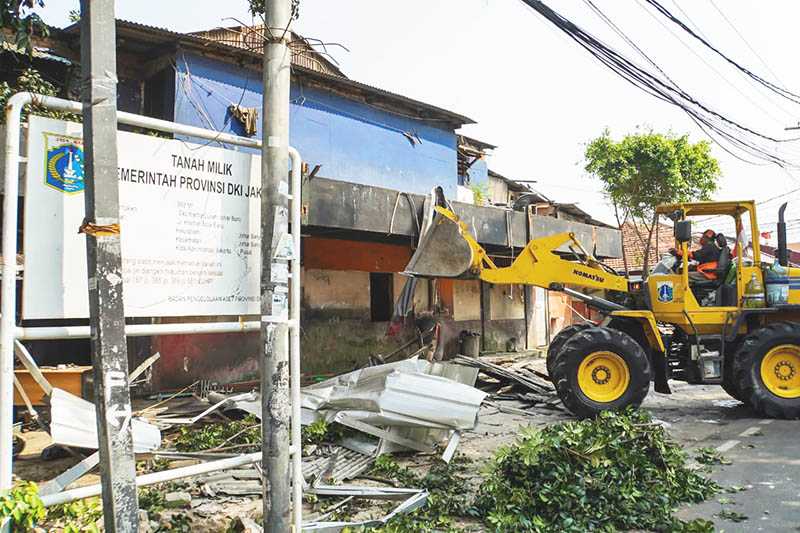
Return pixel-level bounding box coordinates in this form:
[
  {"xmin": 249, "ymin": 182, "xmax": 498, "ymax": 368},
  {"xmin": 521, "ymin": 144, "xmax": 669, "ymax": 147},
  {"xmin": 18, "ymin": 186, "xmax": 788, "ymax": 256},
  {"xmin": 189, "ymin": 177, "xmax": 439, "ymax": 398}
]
[{"xmin": 1, "ymin": 20, "xmax": 622, "ymax": 391}]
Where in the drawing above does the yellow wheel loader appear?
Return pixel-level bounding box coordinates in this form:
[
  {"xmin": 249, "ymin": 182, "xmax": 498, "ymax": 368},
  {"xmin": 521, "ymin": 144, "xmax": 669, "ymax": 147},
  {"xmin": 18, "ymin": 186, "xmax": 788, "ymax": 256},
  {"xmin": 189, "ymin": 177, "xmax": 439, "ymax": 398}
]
[{"xmin": 404, "ymin": 194, "xmax": 800, "ymax": 419}]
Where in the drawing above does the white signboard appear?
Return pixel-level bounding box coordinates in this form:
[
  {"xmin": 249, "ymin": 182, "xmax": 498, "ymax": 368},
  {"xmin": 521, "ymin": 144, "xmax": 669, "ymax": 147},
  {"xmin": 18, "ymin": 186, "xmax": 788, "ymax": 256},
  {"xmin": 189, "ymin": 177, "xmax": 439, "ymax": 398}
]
[{"xmin": 23, "ymin": 116, "xmax": 267, "ymax": 319}]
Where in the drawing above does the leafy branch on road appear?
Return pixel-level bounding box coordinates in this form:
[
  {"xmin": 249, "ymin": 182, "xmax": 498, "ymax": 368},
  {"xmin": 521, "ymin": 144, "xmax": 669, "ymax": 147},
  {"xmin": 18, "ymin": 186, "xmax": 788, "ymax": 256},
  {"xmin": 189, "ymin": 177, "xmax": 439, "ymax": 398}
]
[{"xmin": 474, "ymin": 409, "xmax": 719, "ymax": 532}]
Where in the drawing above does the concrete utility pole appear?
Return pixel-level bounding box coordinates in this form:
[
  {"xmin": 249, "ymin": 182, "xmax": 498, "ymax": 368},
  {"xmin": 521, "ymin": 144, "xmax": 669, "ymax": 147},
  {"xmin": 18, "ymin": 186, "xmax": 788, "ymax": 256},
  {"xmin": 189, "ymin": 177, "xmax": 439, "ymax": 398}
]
[
  {"xmin": 260, "ymin": 0, "xmax": 293, "ymax": 530},
  {"xmin": 79, "ymin": 1, "xmax": 140, "ymax": 530}
]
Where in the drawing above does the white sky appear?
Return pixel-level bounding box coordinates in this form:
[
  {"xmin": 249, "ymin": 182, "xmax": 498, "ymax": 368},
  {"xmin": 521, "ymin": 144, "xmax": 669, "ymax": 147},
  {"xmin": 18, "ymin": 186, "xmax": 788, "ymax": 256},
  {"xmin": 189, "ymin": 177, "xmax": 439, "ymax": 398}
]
[{"xmin": 37, "ymin": 0, "xmax": 800, "ymax": 238}]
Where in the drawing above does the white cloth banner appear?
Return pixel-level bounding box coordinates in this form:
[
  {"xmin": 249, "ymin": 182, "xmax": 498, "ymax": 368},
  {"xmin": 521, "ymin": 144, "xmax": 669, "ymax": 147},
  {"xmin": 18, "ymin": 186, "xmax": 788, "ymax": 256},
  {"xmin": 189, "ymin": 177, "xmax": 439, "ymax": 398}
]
[{"xmin": 23, "ymin": 116, "xmax": 270, "ymax": 319}]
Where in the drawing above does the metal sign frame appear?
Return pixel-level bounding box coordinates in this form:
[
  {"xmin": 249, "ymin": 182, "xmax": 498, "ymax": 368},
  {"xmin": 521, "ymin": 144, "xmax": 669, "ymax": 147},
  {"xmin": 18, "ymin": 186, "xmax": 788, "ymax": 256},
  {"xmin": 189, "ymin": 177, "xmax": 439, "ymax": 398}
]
[{"xmin": 1, "ymin": 93, "xmax": 303, "ymax": 528}]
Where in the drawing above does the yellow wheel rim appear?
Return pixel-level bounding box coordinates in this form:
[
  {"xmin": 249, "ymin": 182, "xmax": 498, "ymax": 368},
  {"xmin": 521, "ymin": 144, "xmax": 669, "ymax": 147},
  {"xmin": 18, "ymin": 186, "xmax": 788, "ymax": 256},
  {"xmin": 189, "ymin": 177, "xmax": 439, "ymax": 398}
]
[
  {"xmin": 760, "ymin": 344, "xmax": 800, "ymax": 399},
  {"xmin": 577, "ymin": 351, "xmax": 630, "ymax": 403}
]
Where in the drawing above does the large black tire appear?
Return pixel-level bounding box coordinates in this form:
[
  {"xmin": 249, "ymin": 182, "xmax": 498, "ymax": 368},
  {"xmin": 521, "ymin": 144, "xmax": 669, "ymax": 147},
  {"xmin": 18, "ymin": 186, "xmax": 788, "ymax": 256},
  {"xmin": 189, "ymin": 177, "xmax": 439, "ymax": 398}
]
[
  {"xmin": 734, "ymin": 322, "xmax": 800, "ymax": 419},
  {"xmin": 721, "ymin": 348, "xmax": 747, "ymax": 403},
  {"xmin": 552, "ymin": 326, "xmax": 652, "ymax": 419},
  {"xmin": 546, "ymin": 323, "xmax": 593, "ymax": 379}
]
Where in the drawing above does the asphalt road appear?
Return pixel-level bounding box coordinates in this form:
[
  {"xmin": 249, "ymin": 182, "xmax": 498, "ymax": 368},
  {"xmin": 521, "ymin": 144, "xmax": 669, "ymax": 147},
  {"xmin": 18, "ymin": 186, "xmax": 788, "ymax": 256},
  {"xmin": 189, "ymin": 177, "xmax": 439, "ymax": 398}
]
[
  {"xmin": 464, "ymin": 364, "xmax": 800, "ymax": 532},
  {"xmin": 671, "ymin": 398, "xmax": 800, "ymax": 532}
]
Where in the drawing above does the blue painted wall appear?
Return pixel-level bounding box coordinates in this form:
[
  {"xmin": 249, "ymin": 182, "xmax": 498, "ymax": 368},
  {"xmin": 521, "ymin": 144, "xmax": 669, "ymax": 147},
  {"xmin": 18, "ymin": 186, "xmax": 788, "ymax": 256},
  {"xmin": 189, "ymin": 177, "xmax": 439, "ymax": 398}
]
[
  {"xmin": 172, "ymin": 52, "xmax": 458, "ymax": 196},
  {"xmin": 462, "ymin": 158, "xmax": 488, "ymax": 187}
]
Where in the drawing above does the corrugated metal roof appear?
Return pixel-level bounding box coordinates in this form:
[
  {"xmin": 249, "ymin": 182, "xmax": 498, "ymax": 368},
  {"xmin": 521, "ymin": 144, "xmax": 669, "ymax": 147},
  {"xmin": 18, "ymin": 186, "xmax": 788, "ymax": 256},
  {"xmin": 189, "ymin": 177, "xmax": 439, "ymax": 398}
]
[
  {"xmin": 190, "ymin": 26, "xmax": 346, "ymax": 78},
  {"xmin": 459, "ymin": 135, "xmax": 496, "ymax": 151},
  {"xmin": 488, "ymin": 169, "xmax": 539, "ymax": 195},
  {"xmin": 292, "ymin": 65, "xmax": 474, "ymax": 126},
  {"xmin": 0, "ymin": 41, "xmax": 72, "ymax": 64},
  {"xmin": 59, "ymin": 19, "xmax": 474, "ymax": 126}
]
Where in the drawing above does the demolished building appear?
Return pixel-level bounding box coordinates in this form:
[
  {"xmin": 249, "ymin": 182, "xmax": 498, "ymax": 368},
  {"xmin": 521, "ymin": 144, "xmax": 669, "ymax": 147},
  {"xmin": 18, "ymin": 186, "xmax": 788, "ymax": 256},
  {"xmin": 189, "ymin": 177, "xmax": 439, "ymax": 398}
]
[{"xmin": 0, "ymin": 20, "xmax": 622, "ymax": 395}]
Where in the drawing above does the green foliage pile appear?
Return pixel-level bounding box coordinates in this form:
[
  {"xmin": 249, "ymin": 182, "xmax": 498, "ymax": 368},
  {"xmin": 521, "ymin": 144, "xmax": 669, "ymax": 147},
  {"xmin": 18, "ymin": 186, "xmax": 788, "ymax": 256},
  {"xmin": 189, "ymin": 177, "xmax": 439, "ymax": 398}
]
[
  {"xmin": 0, "ymin": 482, "xmax": 106, "ymax": 532},
  {"xmin": 695, "ymin": 447, "xmax": 731, "ymax": 466},
  {"xmin": 475, "ymin": 410, "xmax": 719, "ymax": 532},
  {"xmin": 0, "ymin": 481, "xmax": 45, "ymax": 529},
  {"xmin": 172, "ymin": 416, "xmax": 344, "ymax": 452},
  {"xmin": 47, "ymin": 497, "xmax": 103, "ymax": 532},
  {"xmin": 370, "ymin": 454, "xmax": 475, "ymax": 533},
  {"xmin": 302, "ymin": 419, "xmax": 343, "ymax": 447},
  {"xmin": 173, "ymin": 414, "xmax": 261, "ymax": 451}
]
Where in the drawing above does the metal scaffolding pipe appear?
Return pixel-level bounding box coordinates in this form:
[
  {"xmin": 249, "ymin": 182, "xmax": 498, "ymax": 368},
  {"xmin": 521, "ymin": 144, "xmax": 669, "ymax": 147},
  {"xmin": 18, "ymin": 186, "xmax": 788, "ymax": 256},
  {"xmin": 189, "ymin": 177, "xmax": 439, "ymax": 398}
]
[
  {"xmin": 40, "ymin": 452, "xmax": 262, "ymax": 507},
  {"xmin": 0, "ymin": 92, "xmax": 30, "ymax": 490},
  {"xmin": 2, "ymin": 93, "xmax": 305, "ymax": 530},
  {"xmin": 15, "ymin": 321, "xmax": 260, "ymax": 340},
  {"xmin": 288, "ymin": 147, "xmax": 303, "ymax": 529}
]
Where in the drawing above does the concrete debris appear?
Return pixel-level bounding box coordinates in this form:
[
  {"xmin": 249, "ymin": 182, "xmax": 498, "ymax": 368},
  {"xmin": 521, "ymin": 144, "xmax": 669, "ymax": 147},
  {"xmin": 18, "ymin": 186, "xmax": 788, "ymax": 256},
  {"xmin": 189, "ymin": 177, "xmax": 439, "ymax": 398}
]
[
  {"xmin": 137, "ymin": 510, "xmax": 153, "ymax": 533},
  {"xmin": 164, "ymin": 491, "xmax": 193, "ymax": 509},
  {"xmin": 197, "ymin": 466, "xmax": 263, "ymax": 497},
  {"xmin": 37, "ymin": 356, "xmax": 485, "ymax": 527},
  {"xmin": 229, "ymin": 516, "xmax": 263, "ymax": 533},
  {"xmin": 49, "ymin": 388, "xmax": 161, "ymax": 453}
]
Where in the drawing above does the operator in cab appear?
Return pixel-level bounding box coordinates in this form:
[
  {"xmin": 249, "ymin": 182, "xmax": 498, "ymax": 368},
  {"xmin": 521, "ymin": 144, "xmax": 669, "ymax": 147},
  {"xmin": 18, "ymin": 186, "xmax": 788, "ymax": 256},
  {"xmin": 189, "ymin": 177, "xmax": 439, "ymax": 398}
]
[{"xmin": 670, "ymin": 228, "xmax": 721, "ymax": 281}]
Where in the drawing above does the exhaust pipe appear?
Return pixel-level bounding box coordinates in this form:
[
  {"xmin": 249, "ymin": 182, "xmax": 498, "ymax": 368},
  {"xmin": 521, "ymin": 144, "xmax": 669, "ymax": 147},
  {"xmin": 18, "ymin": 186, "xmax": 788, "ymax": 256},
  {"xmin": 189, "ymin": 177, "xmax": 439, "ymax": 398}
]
[{"xmin": 778, "ymin": 202, "xmax": 788, "ymax": 267}]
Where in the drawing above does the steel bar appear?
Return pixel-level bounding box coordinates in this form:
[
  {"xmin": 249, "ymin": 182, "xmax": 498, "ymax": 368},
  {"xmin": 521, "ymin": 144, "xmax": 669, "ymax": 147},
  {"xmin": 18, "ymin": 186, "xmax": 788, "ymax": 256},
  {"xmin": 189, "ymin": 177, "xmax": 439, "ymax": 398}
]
[
  {"xmin": 13, "ymin": 340, "xmax": 52, "ymax": 395},
  {"xmin": 0, "ymin": 92, "xmax": 29, "ymax": 492},
  {"xmin": 16, "ymin": 321, "xmax": 260, "ymax": 340},
  {"xmin": 39, "ymin": 451, "xmax": 100, "ymax": 496},
  {"xmin": 80, "ymin": 1, "xmax": 139, "ymax": 528},
  {"xmin": 128, "ymin": 352, "xmax": 160, "ymax": 383},
  {"xmin": 40, "ymin": 451, "xmax": 263, "ymax": 507},
  {"xmin": 288, "ymin": 147, "xmax": 303, "ymax": 529},
  {"xmin": 261, "ymin": 0, "xmax": 294, "ymax": 530}
]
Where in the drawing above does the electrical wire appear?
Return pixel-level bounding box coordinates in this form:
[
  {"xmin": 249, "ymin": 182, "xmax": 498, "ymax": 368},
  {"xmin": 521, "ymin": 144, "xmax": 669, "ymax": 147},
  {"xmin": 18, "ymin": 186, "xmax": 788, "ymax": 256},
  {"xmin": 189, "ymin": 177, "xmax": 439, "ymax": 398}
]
[
  {"xmin": 517, "ymin": 0, "xmax": 800, "ymax": 168},
  {"xmin": 693, "ymin": 186, "xmax": 800, "ymax": 225},
  {"xmin": 707, "ymin": 0, "xmax": 788, "ymax": 88},
  {"xmin": 643, "ymin": 0, "xmax": 800, "ymax": 105},
  {"xmin": 687, "ymin": 0, "xmax": 797, "ymax": 119},
  {"xmin": 173, "ymin": 54, "xmax": 253, "ymax": 151},
  {"xmin": 633, "ymin": 0, "xmax": 789, "ymax": 127}
]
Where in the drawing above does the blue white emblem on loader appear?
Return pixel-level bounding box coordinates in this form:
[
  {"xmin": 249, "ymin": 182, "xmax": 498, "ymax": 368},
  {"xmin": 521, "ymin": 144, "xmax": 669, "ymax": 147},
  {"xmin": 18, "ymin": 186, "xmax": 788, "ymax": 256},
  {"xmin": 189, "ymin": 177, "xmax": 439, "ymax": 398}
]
[{"xmin": 657, "ymin": 281, "xmax": 674, "ymax": 303}]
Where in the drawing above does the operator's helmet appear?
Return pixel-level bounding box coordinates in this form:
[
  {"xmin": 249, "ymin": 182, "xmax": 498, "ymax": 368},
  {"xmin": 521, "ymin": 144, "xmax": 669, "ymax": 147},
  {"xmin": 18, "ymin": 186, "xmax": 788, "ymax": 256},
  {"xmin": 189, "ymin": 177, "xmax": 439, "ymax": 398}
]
[{"xmin": 700, "ymin": 228, "xmax": 716, "ymax": 245}]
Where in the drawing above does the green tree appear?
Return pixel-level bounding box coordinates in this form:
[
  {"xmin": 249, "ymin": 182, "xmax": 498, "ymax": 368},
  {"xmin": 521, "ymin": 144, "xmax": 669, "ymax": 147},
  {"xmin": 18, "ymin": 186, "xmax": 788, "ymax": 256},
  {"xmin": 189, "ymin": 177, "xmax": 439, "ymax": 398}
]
[
  {"xmin": 585, "ymin": 130, "xmax": 720, "ymax": 277},
  {"xmin": 247, "ymin": 0, "xmax": 300, "ymax": 19},
  {"xmin": 1, "ymin": 0, "xmax": 48, "ymax": 54}
]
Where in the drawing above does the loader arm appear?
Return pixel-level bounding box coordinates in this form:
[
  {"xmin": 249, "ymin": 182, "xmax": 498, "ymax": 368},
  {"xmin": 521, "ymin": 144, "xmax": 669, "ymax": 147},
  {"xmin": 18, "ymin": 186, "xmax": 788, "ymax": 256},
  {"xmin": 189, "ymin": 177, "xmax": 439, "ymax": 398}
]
[{"xmin": 404, "ymin": 206, "xmax": 629, "ymax": 293}]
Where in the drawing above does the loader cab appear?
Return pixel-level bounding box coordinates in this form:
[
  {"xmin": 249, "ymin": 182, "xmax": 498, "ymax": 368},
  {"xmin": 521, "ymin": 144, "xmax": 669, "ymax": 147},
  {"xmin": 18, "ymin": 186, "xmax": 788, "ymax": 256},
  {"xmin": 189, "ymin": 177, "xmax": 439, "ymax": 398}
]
[{"xmin": 647, "ymin": 201, "xmax": 763, "ymax": 335}]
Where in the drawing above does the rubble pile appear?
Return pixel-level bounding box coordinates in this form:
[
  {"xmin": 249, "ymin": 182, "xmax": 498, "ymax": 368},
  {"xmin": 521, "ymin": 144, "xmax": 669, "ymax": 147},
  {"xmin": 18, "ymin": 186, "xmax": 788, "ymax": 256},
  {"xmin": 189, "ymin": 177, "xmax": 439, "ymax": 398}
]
[
  {"xmin": 6, "ymin": 354, "xmax": 488, "ymax": 531},
  {"xmin": 453, "ymin": 354, "xmax": 565, "ymax": 413}
]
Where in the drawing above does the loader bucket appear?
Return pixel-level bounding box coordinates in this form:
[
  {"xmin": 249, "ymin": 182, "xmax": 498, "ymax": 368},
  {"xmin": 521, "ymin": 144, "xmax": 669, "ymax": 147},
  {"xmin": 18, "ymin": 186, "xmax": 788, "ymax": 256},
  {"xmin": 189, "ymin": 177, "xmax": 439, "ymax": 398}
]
[{"xmin": 404, "ymin": 207, "xmax": 476, "ymax": 278}]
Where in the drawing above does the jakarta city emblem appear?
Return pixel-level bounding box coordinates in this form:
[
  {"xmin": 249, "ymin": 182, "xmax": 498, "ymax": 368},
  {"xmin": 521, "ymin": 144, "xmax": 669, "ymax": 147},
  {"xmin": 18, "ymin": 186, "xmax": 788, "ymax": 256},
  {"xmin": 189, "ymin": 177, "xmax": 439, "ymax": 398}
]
[
  {"xmin": 44, "ymin": 132, "xmax": 84, "ymax": 194},
  {"xmin": 657, "ymin": 281, "xmax": 674, "ymax": 303}
]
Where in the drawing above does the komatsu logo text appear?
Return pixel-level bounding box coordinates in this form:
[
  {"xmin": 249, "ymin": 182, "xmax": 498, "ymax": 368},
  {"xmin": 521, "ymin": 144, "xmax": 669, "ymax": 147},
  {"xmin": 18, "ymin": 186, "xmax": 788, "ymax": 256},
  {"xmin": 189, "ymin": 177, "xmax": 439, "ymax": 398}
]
[{"xmin": 573, "ymin": 269, "xmax": 605, "ymax": 283}]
